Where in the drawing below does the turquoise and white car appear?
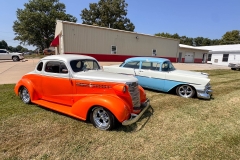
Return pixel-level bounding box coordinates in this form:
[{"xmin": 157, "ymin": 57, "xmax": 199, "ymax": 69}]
[{"xmin": 103, "ymin": 57, "xmax": 212, "ymax": 99}]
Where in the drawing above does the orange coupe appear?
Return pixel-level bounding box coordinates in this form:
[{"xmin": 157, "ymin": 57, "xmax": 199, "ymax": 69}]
[{"xmin": 14, "ymin": 55, "xmax": 150, "ymax": 130}]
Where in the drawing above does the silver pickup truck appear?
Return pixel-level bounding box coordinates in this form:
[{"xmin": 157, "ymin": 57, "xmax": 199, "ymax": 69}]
[{"xmin": 0, "ymin": 49, "xmax": 24, "ymax": 61}]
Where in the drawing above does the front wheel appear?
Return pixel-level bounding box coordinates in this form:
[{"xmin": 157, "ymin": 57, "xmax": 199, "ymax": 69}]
[
  {"xmin": 176, "ymin": 85, "xmax": 195, "ymax": 98},
  {"xmin": 90, "ymin": 107, "xmax": 116, "ymax": 130},
  {"xmin": 12, "ymin": 56, "xmax": 19, "ymax": 62},
  {"xmin": 20, "ymin": 87, "xmax": 31, "ymax": 104}
]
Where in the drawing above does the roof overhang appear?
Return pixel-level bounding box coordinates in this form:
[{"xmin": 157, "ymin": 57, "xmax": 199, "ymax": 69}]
[{"xmin": 179, "ymin": 44, "xmax": 210, "ymax": 51}]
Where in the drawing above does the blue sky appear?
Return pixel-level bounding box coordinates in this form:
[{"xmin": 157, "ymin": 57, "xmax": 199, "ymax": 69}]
[{"xmin": 0, "ymin": 0, "xmax": 240, "ymax": 50}]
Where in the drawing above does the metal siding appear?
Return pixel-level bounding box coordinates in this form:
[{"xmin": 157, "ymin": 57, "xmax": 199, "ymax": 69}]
[
  {"xmin": 179, "ymin": 48, "xmax": 207, "ymax": 63},
  {"xmin": 62, "ymin": 22, "xmax": 179, "ymax": 58},
  {"xmin": 210, "ymin": 54, "xmax": 226, "ymax": 65},
  {"xmin": 210, "ymin": 52, "xmax": 240, "ymax": 66}
]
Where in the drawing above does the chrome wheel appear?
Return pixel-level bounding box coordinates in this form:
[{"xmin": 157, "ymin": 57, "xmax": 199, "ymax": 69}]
[
  {"xmin": 90, "ymin": 107, "xmax": 115, "ymax": 130},
  {"xmin": 20, "ymin": 87, "xmax": 31, "ymax": 104},
  {"xmin": 176, "ymin": 85, "xmax": 195, "ymax": 98}
]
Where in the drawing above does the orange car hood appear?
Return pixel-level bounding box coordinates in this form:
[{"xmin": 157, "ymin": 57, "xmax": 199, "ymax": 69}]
[{"xmin": 73, "ymin": 70, "xmax": 137, "ymax": 83}]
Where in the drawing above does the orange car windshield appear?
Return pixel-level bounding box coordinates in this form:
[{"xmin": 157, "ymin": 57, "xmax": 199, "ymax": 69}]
[{"xmin": 70, "ymin": 59, "xmax": 100, "ymax": 72}]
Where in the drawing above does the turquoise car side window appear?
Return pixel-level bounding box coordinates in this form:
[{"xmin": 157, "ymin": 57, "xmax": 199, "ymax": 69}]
[
  {"xmin": 141, "ymin": 61, "xmax": 160, "ymax": 71},
  {"xmin": 122, "ymin": 61, "xmax": 140, "ymax": 69},
  {"xmin": 141, "ymin": 62, "xmax": 151, "ymax": 70},
  {"xmin": 151, "ymin": 62, "xmax": 160, "ymax": 71}
]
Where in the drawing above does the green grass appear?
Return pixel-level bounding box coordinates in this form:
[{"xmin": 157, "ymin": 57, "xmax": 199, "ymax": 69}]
[{"xmin": 1, "ymin": 69, "xmax": 240, "ymax": 159}]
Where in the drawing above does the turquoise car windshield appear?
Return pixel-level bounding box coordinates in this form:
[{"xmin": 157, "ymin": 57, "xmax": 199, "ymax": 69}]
[{"xmin": 162, "ymin": 61, "xmax": 175, "ymax": 71}]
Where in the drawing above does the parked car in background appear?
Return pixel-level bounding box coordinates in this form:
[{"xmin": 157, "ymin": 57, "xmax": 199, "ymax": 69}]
[
  {"xmin": 14, "ymin": 55, "xmax": 150, "ymax": 130},
  {"xmin": 43, "ymin": 48, "xmax": 55, "ymax": 55},
  {"xmin": 0, "ymin": 49, "xmax": 24, "ymax": 61},
  {"xmin": 103, "ymin": 57, "xmax": 212, "ymax": 99},
  {"xmin": 228, "ymin": 62, "xmax": 240, "ymax": 70}
]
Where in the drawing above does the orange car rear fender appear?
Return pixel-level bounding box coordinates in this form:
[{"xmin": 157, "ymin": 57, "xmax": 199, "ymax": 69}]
[
  {"xmin": 71, "ymin": 95, "xmax": 131, "ymax": 123},
  {"xmin": 15, "ymin": 78, "xmax": 40, "ymax": 100}
]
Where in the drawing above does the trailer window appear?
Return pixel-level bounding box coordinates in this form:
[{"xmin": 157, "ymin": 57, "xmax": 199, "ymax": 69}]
[
  {"xmin": 111, "ymin": 46, "xmax": 117, "ymax": 54},
  {"xmin": 152, "ymin": 49, "xmax": 157, "ymax": 56},
  {"xmin": 222, "ymin": 54, "xmax": 229, "ymax": 62},
  {"xmin": 207, "ymin": 54, "xmax": 212, "ymax": 61}
]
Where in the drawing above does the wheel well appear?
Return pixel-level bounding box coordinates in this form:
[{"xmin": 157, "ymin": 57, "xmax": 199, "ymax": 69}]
[
  {"xmin": 171, "ymin": 84, "xmax": 197, "ymax": 97},
  {"xmin": 86, "ymin": 105, "xmax": 119, "ymax": 123},
  {"xmin": 12, "ymin": 56, "xmax": 19, "ymax": 58},
  {"xmin": 18, "ymin": 86, "xmax": 24, "ymax": 95},
  {"xmin": 12, "ymin": 56, "xmax": 20, "ymax": 61}
]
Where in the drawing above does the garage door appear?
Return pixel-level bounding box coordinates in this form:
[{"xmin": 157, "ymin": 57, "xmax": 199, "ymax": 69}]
[{"xmin": 185, "ymin": 53, "xmax": 194, "ymax": 63}]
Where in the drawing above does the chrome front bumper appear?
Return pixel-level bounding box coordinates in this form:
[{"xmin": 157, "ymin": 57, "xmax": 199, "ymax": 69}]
[
  {"xmin": 122, "ymin": 99, "xmax": 150, "ymax": 126},
  {"xmin": 197, "ymin": 89, "xmax": 212, "ymax": 99}
]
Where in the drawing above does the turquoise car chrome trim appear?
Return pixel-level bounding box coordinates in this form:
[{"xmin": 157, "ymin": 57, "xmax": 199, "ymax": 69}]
[{"xmin": 136, "ymin": 75, "xmax": 202, "ymax": 86}]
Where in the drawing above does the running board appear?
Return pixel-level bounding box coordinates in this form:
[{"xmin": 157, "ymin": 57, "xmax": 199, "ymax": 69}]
[{"xmin": 31, "ymin": 100, "xmax": 83, "ymax": 120}]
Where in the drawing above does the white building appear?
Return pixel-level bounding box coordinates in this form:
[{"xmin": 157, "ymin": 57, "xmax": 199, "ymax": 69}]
[
  {"xmin": 178, "ymin": 44, "xmax": 210, "ymax": 63},
  {"xmin": 198, "ymin": 44, "xmax": 240, "ymax": 66}
]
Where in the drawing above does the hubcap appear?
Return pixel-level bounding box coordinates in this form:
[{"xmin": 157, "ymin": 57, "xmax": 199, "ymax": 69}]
[
  {"xmin": 178, "ymin": 85, "xmax": 193, "ymax": 98},
  {"xmin": 21, "ymin": 88, "xmax": 30, "ymax": 103},
  {"xmin": 93, "ymin": 108, "xmax": 110, "ymax": 128}
]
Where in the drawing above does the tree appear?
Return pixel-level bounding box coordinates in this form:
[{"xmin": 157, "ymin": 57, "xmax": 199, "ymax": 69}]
[
  {"xmin": 211, "ymin": 39, "xmax": 221, "ymax": 45},
  {"xmin": 221, "ymin": 30, "xmax": 240, "ymax": 44},
  {"xmin": 0, "ymin": 40, "xmax": 8, "ymax": 49},
  {"xmin": 155, "ymin": 32, "xmax": 175, "ymax": 38},
  {"xmin": 81, "ymin": 0, "xmax": 135, "ymax": 31},
  {"xmin": 13, "ymin": 0, "xmax": 77, "ymax": 51},
  {"xmin": 16, "ymin": 45, "xmax": 24, "ymax": 52},
  {"xmin": 193, "ymin": 37, "xmax": 212, "ymax": 46},
  {"xmin": 8, "ymin": 46, "xmax": 16, "ymax": 52},
  {"xmin": 155, "ymin": 32, "xmax": 223, "ymax": 46}
]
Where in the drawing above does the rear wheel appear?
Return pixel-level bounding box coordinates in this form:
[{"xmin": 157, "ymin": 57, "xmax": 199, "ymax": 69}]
[
  {"xmin": 231, "ymin": 68, "xmax": 236, "ymax": 70},
  {"xmin": 20, "ymin": 87, "xmax": 31, "ymax": 104},
  {"xmin": 90, "ymin": 107, "xmax": 116, "ymax": 130},
  {"xmin": 176, "ymin": 85, "xmax": 195, "ymax": 98},
  {"xmin": 12, "ymin": 56, "xmax": 19, "ymax": 62}
]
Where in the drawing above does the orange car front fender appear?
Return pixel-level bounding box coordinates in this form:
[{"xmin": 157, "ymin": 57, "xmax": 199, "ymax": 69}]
[
  {"xmin": 14, "ymin": 78, "xmax": 40, "ymax": 101},
  {"xmin": 71, "ymin": 95, "xmax": 131, "ymax": 123}
]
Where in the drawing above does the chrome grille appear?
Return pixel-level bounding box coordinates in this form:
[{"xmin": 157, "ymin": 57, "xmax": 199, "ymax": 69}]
[
  {"xmin": 206, "ymin": 83, "xmax": 211, "ymax": 90},
  {"xmin": 127, "ymin": 82, "xmax": 140, "ymax": 108}
]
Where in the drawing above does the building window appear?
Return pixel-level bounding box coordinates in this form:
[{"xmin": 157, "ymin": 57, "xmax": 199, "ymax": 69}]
[
  {"xmin": 111, "ymin": 46, "xmax": 117, "ymax": 54},
  {"xmin": 222, "ymin": 54, "xmax": 229, "ymax": 62},
  {"xmin": 152, "ymin": 49, "xmax": 157, "ymax": 56},
  {"xmin": 207, "ymin": 54, "xmax": 212, "ymax": 61}
]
